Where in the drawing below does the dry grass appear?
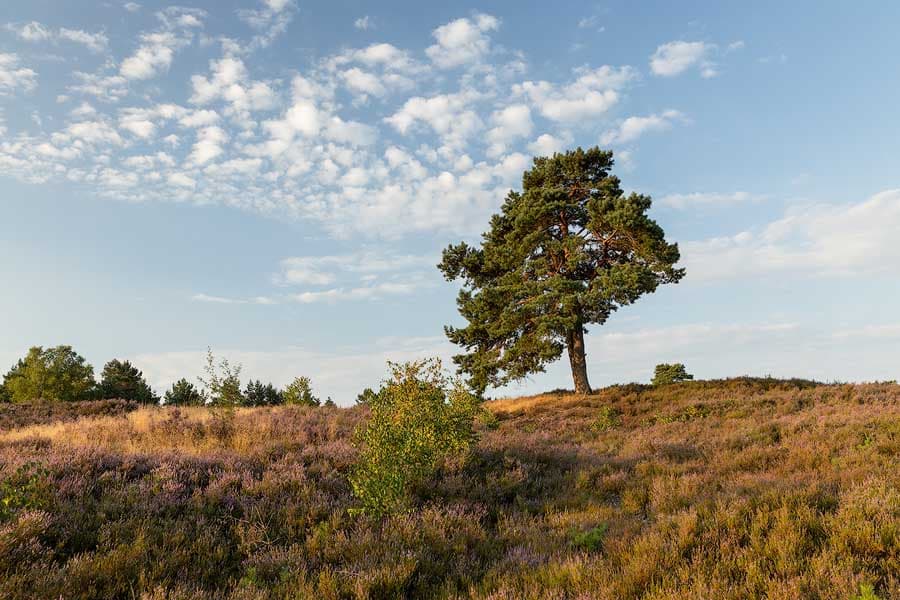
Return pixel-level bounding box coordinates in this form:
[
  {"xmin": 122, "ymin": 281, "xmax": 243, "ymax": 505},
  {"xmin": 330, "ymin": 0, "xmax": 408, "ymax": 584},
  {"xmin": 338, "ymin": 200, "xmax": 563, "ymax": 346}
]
[{"xmin": 1, "ymin": 378, "xmax": 899, "ymax": 599}]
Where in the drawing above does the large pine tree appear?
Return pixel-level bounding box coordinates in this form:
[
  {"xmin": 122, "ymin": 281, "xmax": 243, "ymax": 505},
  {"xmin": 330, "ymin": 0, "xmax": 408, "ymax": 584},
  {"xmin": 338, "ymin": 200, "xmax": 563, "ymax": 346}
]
[{"xmin": 438, "ymin": 147, "xmax": 685, "ymax": 395}]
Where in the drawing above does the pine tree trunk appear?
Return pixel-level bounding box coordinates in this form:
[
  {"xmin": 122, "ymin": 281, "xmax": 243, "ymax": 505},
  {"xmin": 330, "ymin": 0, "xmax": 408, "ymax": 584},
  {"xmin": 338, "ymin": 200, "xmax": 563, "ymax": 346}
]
[{"xmin": 566, "ymin": 322, "xmax": 592, "ymax": 395}]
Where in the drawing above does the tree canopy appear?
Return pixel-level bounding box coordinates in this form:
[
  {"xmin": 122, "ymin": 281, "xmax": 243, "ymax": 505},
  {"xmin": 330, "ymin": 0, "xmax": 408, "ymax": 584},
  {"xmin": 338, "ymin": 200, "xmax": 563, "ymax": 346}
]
[
  {"xmin": 438, "ymin": 147, "xmax": 684, "ymax": 395},
  {"xmin": 1, "ymin": 346, "xmax": 96, "ymax": 403},
  {"xmin": 99, "ymin": 359, "xmax": 159, "ymax": 404},
  {"xmin": 244, "ymin": 379, "xmax": 283, "ymax": 406},
  {"xmin": 652, "ymin": 363, "xmax": 694, "ymax": 386},
  {"xmin": 283, "ymin": 377, "xmax": 319, "ymax": 406},
  {"xmin": 163, "ymin": 378, "xmax": 206, "ymax": 406}
]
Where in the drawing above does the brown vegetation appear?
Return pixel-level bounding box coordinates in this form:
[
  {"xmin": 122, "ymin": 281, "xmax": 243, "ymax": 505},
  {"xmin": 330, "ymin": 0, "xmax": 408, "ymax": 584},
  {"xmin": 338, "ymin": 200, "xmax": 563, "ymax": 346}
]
[{"xmin": 1, "ymin": 378, "xmax": 899, "ymax": 598}]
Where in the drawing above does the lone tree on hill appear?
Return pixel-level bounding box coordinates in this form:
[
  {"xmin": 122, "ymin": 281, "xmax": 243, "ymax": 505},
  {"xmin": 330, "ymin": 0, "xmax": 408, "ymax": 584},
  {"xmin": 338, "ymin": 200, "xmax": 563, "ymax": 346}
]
[
  {"xmin": 439, "ymin": 147, "xmax": 685, "ymax": 395},
  {"xmin": 99, "ymin": 359, "xmax": 159, "ymax": 404}
]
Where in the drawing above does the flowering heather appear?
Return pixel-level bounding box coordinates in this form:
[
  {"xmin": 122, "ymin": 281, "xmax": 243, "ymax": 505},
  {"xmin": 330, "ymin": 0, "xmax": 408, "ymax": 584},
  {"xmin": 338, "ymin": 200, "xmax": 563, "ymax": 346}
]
[{"xmin": 1, "ymin": 378, "xmax": 899, "ymax": 598}]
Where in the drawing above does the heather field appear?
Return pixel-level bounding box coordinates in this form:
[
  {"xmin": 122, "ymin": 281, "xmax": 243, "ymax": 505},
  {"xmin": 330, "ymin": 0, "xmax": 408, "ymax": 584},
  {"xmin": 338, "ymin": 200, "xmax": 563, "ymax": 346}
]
[{"xmin": 1, "ymin": 378, "xmax": 899, "ymax": 599}]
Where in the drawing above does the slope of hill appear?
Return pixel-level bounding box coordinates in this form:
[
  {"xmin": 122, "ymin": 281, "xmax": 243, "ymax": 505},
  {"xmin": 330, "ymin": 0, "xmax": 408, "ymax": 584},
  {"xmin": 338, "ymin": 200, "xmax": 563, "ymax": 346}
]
[{"xmin": 1, "ymin": 378, "xmax": 898, "ymax": 599}]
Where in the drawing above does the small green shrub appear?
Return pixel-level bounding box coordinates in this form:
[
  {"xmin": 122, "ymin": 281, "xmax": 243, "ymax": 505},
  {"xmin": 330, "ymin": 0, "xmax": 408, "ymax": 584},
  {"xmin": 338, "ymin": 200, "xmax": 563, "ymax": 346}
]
[
  {"xmin": 592, "ymin": 406, "xmax": 621, "ymax": 431},
  {"xmin": 571, "ymin": 524, "xmax": 607, "ymax": 552},
  {"xmin": 652, "ymin": 363, "xmax": 694, "ymax": 386},
  {"xmin": 0, "ymin": 463, "xmax": 50, "ymax": 522},
  {"xmin": 476, "ymin": 408, "xmax": 500, "ymax": 430},
  {"xmin": 853, "ymin": 583, "xmax": 881, "ymax": 600},
  {"xmin": 349, "ymin": 359, "xmax": 479, "ymax": 516}
]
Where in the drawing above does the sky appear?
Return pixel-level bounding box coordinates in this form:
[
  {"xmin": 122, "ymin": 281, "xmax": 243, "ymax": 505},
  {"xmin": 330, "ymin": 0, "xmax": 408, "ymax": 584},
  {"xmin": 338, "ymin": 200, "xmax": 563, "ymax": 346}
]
[{"xmin": 1, "ymin": 0, "xmax": 899, "ymax": 403}]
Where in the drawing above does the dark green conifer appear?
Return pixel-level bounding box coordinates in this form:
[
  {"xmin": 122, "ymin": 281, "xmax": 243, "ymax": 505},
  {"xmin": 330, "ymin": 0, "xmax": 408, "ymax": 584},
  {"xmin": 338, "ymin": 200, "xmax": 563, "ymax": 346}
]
[{"xmin": 439, "ymin": 147, "xmax": 684, "ymax": 395}]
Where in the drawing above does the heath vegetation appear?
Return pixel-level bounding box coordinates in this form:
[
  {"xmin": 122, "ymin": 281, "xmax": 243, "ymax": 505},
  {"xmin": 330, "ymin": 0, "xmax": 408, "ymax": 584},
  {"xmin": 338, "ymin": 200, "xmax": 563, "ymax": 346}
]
[{"xmin": 1, "ymin": 375, "xmax": 899, "ymax": 599}]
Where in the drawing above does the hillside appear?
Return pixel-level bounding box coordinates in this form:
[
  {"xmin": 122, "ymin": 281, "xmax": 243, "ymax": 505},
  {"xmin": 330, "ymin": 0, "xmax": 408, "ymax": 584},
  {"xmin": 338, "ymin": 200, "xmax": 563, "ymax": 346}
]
[{"xmin": 1, "ymin": 379, "xmax": 899, "ymax": 599}]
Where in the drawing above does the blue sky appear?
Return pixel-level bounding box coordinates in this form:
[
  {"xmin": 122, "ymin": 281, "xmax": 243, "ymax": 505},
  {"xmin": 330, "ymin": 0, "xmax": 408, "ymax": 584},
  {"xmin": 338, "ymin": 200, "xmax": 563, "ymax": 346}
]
[{"xmin": 1, "ymin": 0, "xmax": 899, "ymax": 403}]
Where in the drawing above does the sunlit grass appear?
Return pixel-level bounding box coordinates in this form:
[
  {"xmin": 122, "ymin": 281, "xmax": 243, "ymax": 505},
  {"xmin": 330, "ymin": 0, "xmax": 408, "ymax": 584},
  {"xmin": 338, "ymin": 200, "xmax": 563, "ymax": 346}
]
[{"xmin": 0, "ymin": 378, "xmax": 898, "ymax": 598}]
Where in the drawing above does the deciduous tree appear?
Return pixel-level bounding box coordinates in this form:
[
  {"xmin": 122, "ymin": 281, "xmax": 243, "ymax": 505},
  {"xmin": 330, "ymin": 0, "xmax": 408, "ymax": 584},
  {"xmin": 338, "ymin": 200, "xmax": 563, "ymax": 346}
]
[
  {"xmin": 1, "ymin": 346, "xmax": 96, "ymax": 403},
  {"xmin": 283, "ymin": 377, "xmax": 319, "ymax": 406}
]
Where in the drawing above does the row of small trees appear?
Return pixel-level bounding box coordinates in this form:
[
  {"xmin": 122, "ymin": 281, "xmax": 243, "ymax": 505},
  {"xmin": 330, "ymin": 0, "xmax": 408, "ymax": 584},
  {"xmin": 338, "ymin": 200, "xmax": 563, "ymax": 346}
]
[{"xmin": 0, "ymin": 345, "xmax": 326, "ymax": 407}]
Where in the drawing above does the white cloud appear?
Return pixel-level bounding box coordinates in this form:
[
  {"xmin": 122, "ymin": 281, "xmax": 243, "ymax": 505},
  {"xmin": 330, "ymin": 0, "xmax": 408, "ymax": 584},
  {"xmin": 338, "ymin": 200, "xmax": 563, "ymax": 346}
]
[
  {"xmin": 832, "ymin": 324, "xmax": 900, "ymax": 340},
  {"xmin": 188, "ymin": 126, "xmax": 229, "ymax": 165},
  {"xmin": 118, "ymin": 9, "xmax": 203, "ymax": 79},
  {"xmin": 179, "ymin": 109, "xmax": 220, "ymax": 128},
  {"xmin": 650, "ymin": 41, "xmax": 717, "ymax": 77},
  {"xmin": 599, "ymin": 109, "xmax": 685, "ymax": 145},
  {"xmin": 683, "ymin": 189, "xmax": 900, "ymax": 281},
  {"xmin": 7, "ymin": 22, "xmax": 108, "ymax": 53},
  {"xmin": 289, "ymin": 281, "xmax": 420, "ymax": 303},
  {"xmin": 341, "ymin": 67, "xmax": 386, "ymax": 97},
  {"xmin": 354, "ymin": 16, "xmax": 372, "ymax": 30},
  {"xmin": 68, "ymin": 72, "xmax": 128, "ymax": 101},
  {"xmin": 324, "ymin": 116, "xmax": 377, "ymax": 146},
  {"xmin": 190, "ymin": 57, "xmax": 278, "ymax": 113},
  {"xmin": 7, "ymin": 21, "xmax": 51, "ymax": 41},
  {"xmin": 333, "ymin": 43, "xmax": 420, "ymax": 73},
  {"xmin": 237, "ymin": 0, "xmax": 295, "ymax": 50},
  {"xmin": 486, "ymin": 104, "xmax": 533, "ymax": 156},
  {"xmin": 122, "ymin": 152, "xmax": 175, "ymax": 170},
  {"xmin": 659, "ymin": 191, "xmax": 762, "ymax": 209},
  {"xmin": 168, "ymin": 172, "xmax": 196, "ymax": 188},
  {"xmin": 124, "ymin": 2, "xmax": 141, "ymax": 12},
  {"xmin": 515, "ymin": 65, "xmax": 635, "ymax": 123},
  {"xmin": 426, "ymin": 13, "xmax": 500, "ymax": 68},
  {"xmin": 118, "ymin": 104, "xmax": 188, "ymax": 139},
  {"xmin": 62, "ymin": 120, "xmax": 124, "ymax": 145},
  {"xmin": 0, "ymin": 53, "xmax": 37, "ymax": 95},
  {"xmin": 385, "ymin": 92, "xmax": 483, "ymax": 147},
  {"xmin": 120, "ymin": 32, "xmax": 180, "ymax": 80},
  {"xmin": 191, "ymin": 293, "xmax": 274, "ymax": 305},
  {"xmin": 577, "ymin": 15, "xmax": 605, "ymax": 32},
  {"xmin": 276, "ymin": 251, "xmax": 434, "ymax": 286},
  {"xmin": 527, "ymin": 133, "xmax": 571, "ymax": 156},
  {"xmin": 58, "ymin": 28, "xmax": 109, "ymax": 53}
]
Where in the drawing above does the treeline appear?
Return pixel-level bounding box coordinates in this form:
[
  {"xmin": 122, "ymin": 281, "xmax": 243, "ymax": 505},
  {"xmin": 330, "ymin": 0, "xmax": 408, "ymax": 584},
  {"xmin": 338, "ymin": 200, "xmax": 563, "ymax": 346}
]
[{"xmin": 0, "ymin": 345, "xmax": 329, "ymax": 407}]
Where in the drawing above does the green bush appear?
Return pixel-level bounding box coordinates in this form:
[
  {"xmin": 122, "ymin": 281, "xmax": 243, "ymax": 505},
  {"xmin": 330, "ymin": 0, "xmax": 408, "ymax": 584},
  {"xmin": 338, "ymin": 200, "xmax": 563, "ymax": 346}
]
[
  {"xmin": 853, "ymin": 583, "xmax": 881, "ymax": 600},
  {"xmin": 349, "ymin": 359, "xmax": 479, "ymax": 516},
  {"xmin": 592, "ymin": 406, "xmax": 621, "ymax": 431},
  {"xmin": 571, "ymin": 524, "xmax": 607, "ymax": 552},
  {"xmin": 0, "ymin": 462, "xmax": 50, "ymax": 523},
  {"xmin": 283, "ymin": 377, "xmax": 319, "ymax": 406},
  {"xmin": 652, "ymin": 363, "xmax": 694, "ymax": 386}
]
